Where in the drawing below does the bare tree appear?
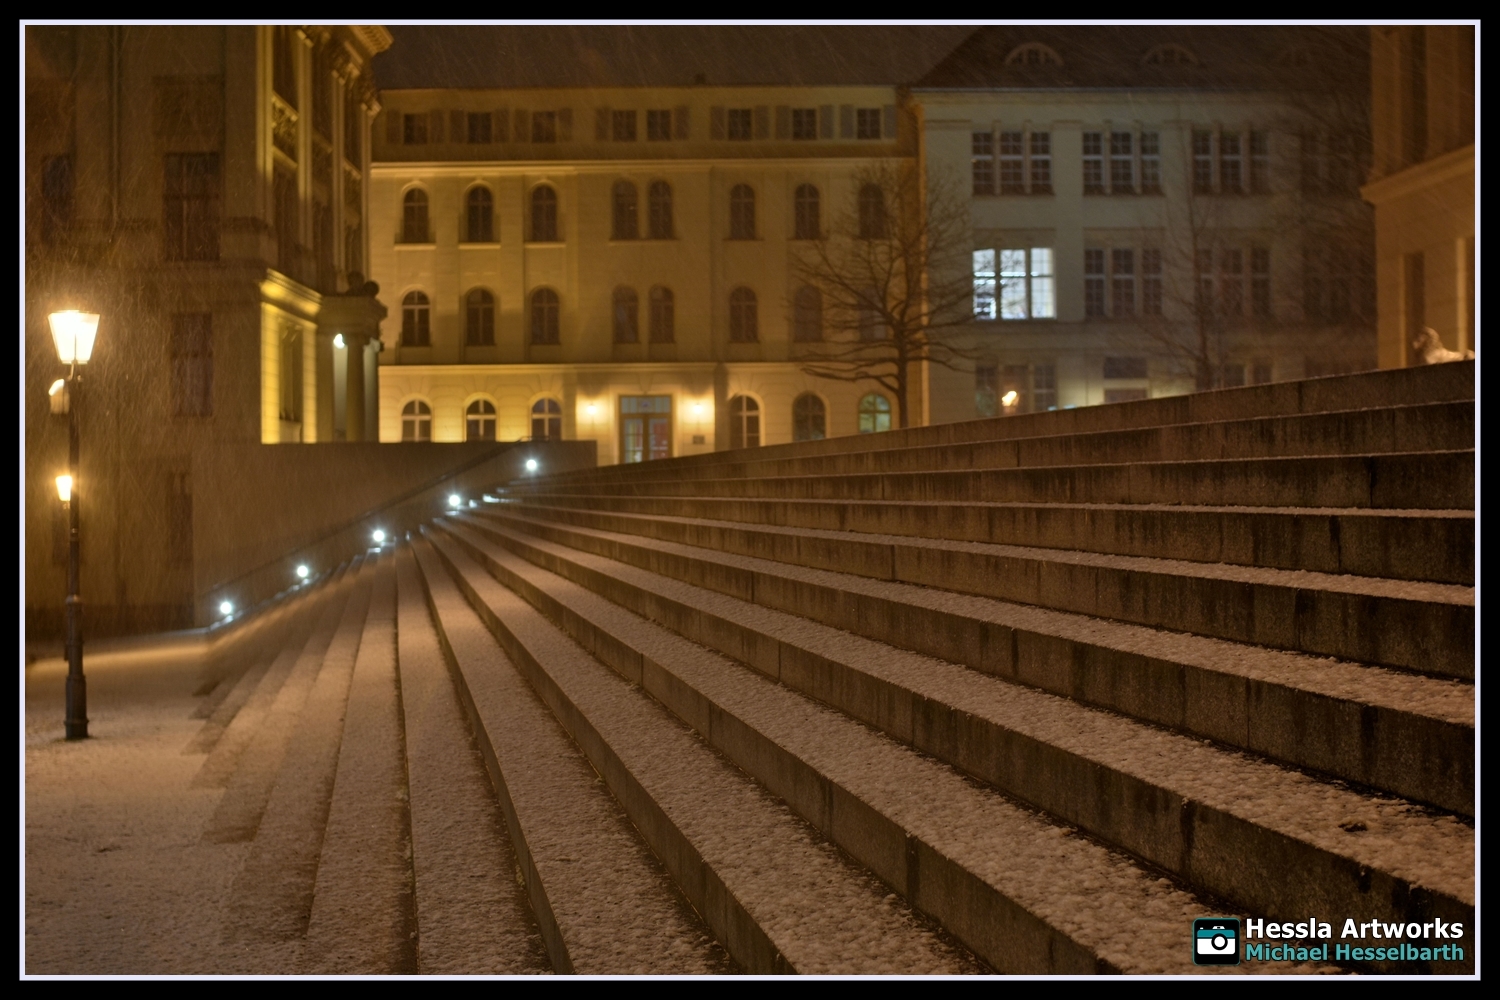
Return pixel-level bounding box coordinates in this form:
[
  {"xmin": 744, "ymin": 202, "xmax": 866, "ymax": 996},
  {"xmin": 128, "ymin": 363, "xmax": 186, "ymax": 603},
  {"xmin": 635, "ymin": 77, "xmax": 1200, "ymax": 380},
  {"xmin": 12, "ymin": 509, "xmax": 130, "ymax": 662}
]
[{"xmin": 788, "ymin": 161, "xmax": 978, "ymax": 428}]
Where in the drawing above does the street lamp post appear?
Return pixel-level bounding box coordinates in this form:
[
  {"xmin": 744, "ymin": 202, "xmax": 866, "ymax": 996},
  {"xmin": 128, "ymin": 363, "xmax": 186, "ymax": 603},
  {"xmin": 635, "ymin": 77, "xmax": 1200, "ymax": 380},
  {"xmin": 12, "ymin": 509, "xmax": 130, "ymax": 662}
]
[{"xmin": 49, "ymin": 310, "xmax": 99, "ymax": 741}]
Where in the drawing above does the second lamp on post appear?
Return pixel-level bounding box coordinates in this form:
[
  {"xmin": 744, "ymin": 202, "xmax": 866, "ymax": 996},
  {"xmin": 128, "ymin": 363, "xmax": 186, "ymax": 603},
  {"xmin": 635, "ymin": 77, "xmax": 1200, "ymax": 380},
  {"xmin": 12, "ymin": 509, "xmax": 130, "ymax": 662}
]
[{"xmin": 49, "ymin": 309, "xmax": 100, "ymax": 741}]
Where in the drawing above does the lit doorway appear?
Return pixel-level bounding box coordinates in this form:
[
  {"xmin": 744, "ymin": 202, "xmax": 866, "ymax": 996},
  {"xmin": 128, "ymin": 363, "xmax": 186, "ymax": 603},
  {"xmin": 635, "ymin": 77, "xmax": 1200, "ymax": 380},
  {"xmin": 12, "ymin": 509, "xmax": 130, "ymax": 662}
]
[{"xmin": 620, "ymin": 395, "xmax": 672, "ymax": 462}]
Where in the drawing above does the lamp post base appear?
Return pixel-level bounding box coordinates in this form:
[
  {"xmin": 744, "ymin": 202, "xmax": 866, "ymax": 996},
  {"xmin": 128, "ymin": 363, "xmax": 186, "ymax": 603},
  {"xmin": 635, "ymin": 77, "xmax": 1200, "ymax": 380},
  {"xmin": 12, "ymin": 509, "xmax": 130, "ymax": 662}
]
[{"xmin": 64, "ymin": 671, "xmax": 88, "ymax": 740}]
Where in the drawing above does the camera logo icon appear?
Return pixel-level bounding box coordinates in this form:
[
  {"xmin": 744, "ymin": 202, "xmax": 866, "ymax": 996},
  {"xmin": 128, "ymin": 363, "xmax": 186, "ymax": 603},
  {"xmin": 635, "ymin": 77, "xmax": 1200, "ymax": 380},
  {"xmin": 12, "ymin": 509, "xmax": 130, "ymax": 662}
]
[{"xmin": 1192, "ymin": 917, "xmax": 1240, "ymax": 965}]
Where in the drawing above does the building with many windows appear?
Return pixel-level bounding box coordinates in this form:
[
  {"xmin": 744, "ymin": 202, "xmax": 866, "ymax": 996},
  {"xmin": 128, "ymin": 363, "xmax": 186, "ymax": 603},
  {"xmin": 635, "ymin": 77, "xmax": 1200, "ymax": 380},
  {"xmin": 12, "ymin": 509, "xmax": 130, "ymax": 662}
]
[{"xmin": 911, "ymin": 26, "xmax": 1378, "ymax": 421}]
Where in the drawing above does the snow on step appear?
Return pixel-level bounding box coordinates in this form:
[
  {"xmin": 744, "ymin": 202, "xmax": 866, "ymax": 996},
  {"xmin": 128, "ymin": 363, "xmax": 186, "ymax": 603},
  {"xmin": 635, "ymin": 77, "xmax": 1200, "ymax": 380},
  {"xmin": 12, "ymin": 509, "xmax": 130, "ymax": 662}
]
[
  {"xmin": 391, "ymin": 542, "xmax": 551, "ymax": 975},
  {"xmin": 408, "ymin": 534, "xmax": 729, "ymax": 975},
  {"xmin": 421, "ymin": 527, "xmax": 982, "ymax": 975}
]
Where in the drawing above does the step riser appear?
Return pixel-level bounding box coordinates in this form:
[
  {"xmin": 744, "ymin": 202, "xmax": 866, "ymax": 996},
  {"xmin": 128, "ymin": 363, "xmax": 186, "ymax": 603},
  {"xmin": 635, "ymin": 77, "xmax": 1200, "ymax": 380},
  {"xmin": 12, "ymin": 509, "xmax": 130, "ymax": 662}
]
[
  {"xmin": 437, "ymin": 519, "xmax": 1473, "ymax": 969},
  {"xmin": 549, "ymin": 404, "xmax": 1474, "ymax": 486},
  {"xmin": 515, "ymin": 452, "xmax": 1474, "ymax": 510},
  {"xmin": 466, "ymin": 512, "xmax": 1473, "ymax": 812},
  {"xmin": 490, "ymin": 507, "xmax": 1472, "ymax": 679},
  {"xmin": 509, "ymin": 494, "xmax": 1475, "ymax": 586}
]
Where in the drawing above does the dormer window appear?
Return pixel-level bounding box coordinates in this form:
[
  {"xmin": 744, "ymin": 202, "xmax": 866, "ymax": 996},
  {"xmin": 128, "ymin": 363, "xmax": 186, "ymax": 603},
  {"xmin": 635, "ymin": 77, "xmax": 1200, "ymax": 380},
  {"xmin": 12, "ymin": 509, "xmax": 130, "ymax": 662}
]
[
  {"xmin": 1142, "ymin": 44, "xmax": 1200, "ymax": 67},
  {"xmin": 1005, "ymin": 43, "xmax": 1063, "ymax": 67}
]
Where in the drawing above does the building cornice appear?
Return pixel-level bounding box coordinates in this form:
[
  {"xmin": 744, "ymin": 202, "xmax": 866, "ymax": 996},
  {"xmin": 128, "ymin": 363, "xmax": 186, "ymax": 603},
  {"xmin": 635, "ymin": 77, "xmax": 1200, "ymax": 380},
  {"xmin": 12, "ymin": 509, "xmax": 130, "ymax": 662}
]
[
  {"xmin": 1360, "ymin": 144, "xmax": 1475, "ymax": 206},
  {"xmin": 370, "ymin": 155, "xmax": 913, "ymax": 176}
]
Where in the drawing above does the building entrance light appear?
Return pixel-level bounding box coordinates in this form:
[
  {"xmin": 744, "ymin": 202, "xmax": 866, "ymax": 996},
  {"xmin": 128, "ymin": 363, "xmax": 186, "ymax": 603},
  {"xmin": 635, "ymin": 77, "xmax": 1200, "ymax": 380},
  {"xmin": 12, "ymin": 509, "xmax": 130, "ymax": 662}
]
[{"xmin": 48, "ymin": 310, "xmax": 100, "ymax": 366}]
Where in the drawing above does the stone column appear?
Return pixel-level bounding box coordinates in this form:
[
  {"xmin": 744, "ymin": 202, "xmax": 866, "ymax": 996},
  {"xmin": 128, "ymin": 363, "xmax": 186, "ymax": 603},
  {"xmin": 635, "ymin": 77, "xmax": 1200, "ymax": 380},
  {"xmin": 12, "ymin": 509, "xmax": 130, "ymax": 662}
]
[
  {"xmin": 318, "ymin": 278, "xmax": 387, "ymax": 443},
  {"xmin": 344, "ymin": 332, "xmax": 366, "ymax": 441}
]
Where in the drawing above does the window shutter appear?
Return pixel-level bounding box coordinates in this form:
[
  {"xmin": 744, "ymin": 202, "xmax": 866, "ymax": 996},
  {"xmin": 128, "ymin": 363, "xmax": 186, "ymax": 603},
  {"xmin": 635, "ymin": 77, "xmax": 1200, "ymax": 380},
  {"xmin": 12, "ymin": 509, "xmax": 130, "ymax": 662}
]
[
  {"xmin": 839, "ymin": 105, "xmax": 854, "ymax": 139},
  {"xmin": 493, "ymin": 108, "xmax": 509, "ymax": 142},
  {"xmin": 674, "ymin": 106, "xmax": 689, "ymax": 139},
  {"xmin": 710, "ymin": 106, "xmax": 725, "ymax": 140},
  {"xmin": 883, "ymin": 104, "xmax": 897, "ymax": 139},
  {"xmin": 429, "ymin": 109, "xmax": 444, "ymax": 143},
  {"xmin": 450, "ymin": 110, "xmax": 465, "ymax": 141},
  {"xmin": 514, "ymin": 109, "xmax": 529, "ymax": 142},
  {"xmin": 595, "ymin": 107, "xmax": 610, "ymax": 140},
  {"xmin": 775, "ymin": 106, "xmax": 790, "ymax": 139},
  {"xmin": 557, "ymin": 107, "xmax": 573, "ymax": 140},
  {"xmin": 754, "ymin": 105, "xmax": 770, "ymax": 139},
  {"xmin": 385, "ymin": 110, "xmax": 401, "ymax": 144},
  {"xmin": 819, "ymin": 105, "xmax": 834, "ymax": 139}
]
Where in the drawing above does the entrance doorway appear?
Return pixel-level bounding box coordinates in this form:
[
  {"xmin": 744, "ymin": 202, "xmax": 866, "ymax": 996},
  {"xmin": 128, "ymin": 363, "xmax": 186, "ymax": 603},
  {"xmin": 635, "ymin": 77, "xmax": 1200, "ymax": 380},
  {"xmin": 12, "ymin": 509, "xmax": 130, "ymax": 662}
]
[{"xmin": 620, "ymin": 395, "xmax": 672, "ymax": 462}]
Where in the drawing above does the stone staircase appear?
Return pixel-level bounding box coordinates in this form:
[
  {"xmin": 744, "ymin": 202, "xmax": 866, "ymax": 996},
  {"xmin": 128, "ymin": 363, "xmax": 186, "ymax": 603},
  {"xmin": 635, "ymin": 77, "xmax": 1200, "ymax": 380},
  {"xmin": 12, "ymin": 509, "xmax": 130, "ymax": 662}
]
[{"xmin": 188, "ymin": 362, "xmax": 1474, "ymax": 975}]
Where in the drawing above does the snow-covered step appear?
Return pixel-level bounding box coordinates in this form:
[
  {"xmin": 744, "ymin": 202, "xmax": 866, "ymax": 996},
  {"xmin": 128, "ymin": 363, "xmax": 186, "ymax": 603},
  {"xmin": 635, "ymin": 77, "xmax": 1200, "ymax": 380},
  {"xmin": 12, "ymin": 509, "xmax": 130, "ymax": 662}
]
[
  {"xmin": 407, "ymin": 535, "xmax": 732, "ymax": 975},
  {"xmin": 420, "ymin": 520, "xmax": 1322, "ymax": 974},
  {"xmin": 414, "ymin": 529, "xmax": 982, "ymax": 975},
  {"xmin": 508, "ymin": 494, "xmax": 1474, "ymax": 586},
  {"xmin": 431, "ymin": 515, "xmax": 1474, "ymax": 971},
  {"xmin": 480, "ymin": 505, "xmax": 1473, "ymax": 678}
]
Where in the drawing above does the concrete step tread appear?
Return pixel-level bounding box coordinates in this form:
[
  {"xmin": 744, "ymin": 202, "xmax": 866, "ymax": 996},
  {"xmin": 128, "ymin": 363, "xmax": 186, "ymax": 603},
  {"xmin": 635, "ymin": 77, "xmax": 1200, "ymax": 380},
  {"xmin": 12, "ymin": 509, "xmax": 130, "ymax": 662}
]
[
  {"xmin": 429, "ymin": 519, "xmax": 1308, "ymax": 974},
  {"xmin": 502, "ymin": 504, "xmax": 1473, "ymax": 606},
  {"xmin": 420, "ymin": 528, "xmax": 984, "ymax": 975},
  {"xmin": 392, "ymin": 543, "xmax": 551, "ymax": 975},
  {"xmin": 408, "ymin": 535, "xmax": 733, "ymax": 975},
  {"xmin": 472, "ymin": 509, "xmax": 1476, "ymax": 693},
  {"xmin": 439, "ymin": 516, "xmax": 1475, "ymax": 915}
]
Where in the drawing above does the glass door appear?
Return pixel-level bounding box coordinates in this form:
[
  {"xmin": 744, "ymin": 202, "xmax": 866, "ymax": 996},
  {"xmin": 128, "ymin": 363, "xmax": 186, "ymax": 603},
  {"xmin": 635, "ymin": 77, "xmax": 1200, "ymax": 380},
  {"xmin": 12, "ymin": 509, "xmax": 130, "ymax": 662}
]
[{"xmin": 619, "ymin": 395, "xmax": 673, "ymax": 462}]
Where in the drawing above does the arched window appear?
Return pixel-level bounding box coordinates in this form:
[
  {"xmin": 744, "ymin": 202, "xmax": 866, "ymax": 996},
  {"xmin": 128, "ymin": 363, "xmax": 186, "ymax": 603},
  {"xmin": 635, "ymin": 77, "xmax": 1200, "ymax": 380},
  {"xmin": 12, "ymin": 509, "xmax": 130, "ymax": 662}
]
[
  {"xmin": 402, "ymin": 189, "xmax": 429, "ymax": 243},
  {"xmin": 729, "ymin": 184, "xmax": 756, "ymax": 240},
  {"xmin": 1142, "ymin": 43, "xmax": 1200, "ymax": 66},
  {"xmin": 794, "ymin": 183, "xmax": 820, "ymax": 240},
  {"xmin": 793, "ymin": 286, "xmax": 823, "ymax": 342},
  {"xmin": 401, "ymin": 399, "xmax": 432, "ymax": 441},
  {"xmin": 728, "ymin": 395, "xmax": 761, "ymax": 449},
  {"xmin": 613, "ymin": 286, "xmax": 639, "ymax": 343},
  {"xmin": 465, "ymin": 288, "xmax": 495, "ymax": 346},
  {"xmin": 858, "ymin": 288, "xmax": 888, "ymax": 341},
  {"xmin": 466, "ymin": 186, "xmax": 494, "ymax": 242},
  {"xmin": 649, "ymin": 286, "xmax": 675, "ymax": 343},
  {"xmin": 531, "ymin": 398, "xmax": 562, "ymax": 441},
  {"xmin": 530, "ymin": 184, "xmax": 558, "ymax": 242},
  {"xmin": 729, "ymin": 287, "xmax": 758, "ymax": 342},
  {"xmin": 612, "ymin": 180, "xmax": 639, "ymax": 240},
  {"xmin": 465, "ymin": 398, "xmax": 497, "ymax": 441},
  {"xmin": 401, "ymin": 291, "xmax": 430, "ymax": 346},
  {"xmin": 1005, "ymin": 42, "xmax": 1063, "ymax": 67},
  {"xmin": 530, "ymin": 288, "xmax": 560, "ymax": 344},
  {"xmin": 793, "ymin": 393, "xmax": 826, "ymax": 441},
  {"xmin": 858, "ymin": 184, "xmax": 887, "ymax": 239},
  {"xmin": 858, "ymin": 393, "xmax": 892, "ymax": 434},
  {"xmin": 648, "ymin": 181, "xmax": 674, "ymax": 239}
]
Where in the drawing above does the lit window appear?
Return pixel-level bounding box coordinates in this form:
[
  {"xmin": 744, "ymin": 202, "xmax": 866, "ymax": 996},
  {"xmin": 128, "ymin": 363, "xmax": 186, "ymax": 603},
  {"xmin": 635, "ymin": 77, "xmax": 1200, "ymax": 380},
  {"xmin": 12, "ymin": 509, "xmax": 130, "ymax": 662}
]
[
  {"xmin": 793, "ymin": 393, "xmax": 826, "ymax": 441},
  {"xmin": 1000, "ymin": 249, "xmax": 1028, "ymax": 320},
  {"xmin": 973, "ymin": 249, "xmax": 997, "ymax": 320},
  {"xmin": 729, "ymin": 287, "xmax": 758, "ymax": 342},
  {"xmin": 728, "ymin": 395, "xmax": 761, "ymax": 448},
  {"xmin": 989, "ymin": 248, "xmax": 1054, "ymax": 320},
  {"xmin": 531, "ymin": 398, "xmax": 562, "ymax": 441},
  {"xmin": 857, "ymin": 393, "xmax": 892, "ymax": 433},
  {"xmin": 401, "ymin": 400, "xmax": 432, "ymax": 441},
  {"xmin": 465, "ymin": 399, "xmax": 496, "ymax": 441},
  {"xmin": 401, "ymin": 291, "xmax": 430, "ymax": 346}
]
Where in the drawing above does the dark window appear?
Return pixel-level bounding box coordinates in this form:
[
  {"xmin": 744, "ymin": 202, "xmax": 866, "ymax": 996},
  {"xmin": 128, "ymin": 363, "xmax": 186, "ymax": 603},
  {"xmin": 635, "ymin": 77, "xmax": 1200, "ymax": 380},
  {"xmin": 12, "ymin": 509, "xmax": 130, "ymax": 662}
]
[
  {"xmin": 1030, "ymin": 132, "xmax": 1052, "ymax": 193},
  {"xmin": 531, "ymin": 398, "xmax": 562, "ymax": 441},
  {"xmin": 728, "ymin": 395, "xmax": 761, "ymax": 449},
  {"xmin": 273, "ymin": 26, "xmax": 297, "ymax": 107},
  {"xmin": 648, "ymin": 181, "xmax": 674, "ymax": 239},
  {"xmin": 613, "ymin": 286, "xmax": 639, "ymax": 343},
  {"xmin": 1250, "ymin": 131, "xmax": 1270, "ymax": 193},
  {"xmin": 41, "ymin": 155, "xmax": 73, "ymax": 242},
  {"xmin": 274, "ymin": 168, "xmax": 298, "ymax": 275},
  {"xmin": 465, "ymin": 289, "xmax": 495, "ymax": 346},
  {"xmin": 858, "ymin": 184, "xmax": 887, "ymax": 239},
  {"xmin": 402, "ymin": 189, "xmax": 429, "ymax": 243},
  {"xmin": 727, "ymin": 108, "xmax": 753, "ymax": 140},
  {"xmin": 612, "ymin": 180, "xmax": 639, "ymax": 240},
  {"xmin": 794, "ymin": 184, "xmax": 820, "ymax": 239},
  {"xmin": 1220, "ymin": 249, "xmax": 1244, "ymax": 316},
  {"xmin": 649, "ymin": 286, "xmax": 675, "ymax": 343},
  {"xmin": 163, "ymin": 153, "xmax": 220, "ymax": 261},
  {"xmin": 466, "ymin": 187, "xmax": 494, "ymax": 242},
  {"xmin": 401, "ymin": 291, "xmax": 431, "ymax": 346},
  {"xmin": 612, "ymin": 109, "xmax": 637, "ymax": 141},
  {"xmin": 975, "ymin": 364, "xmax": 998, "ymax": 417},
  {"xmin": 793, "ymin": 285, "xmax": 822, "ymax": 342},
  {"xmin": 465, "ymin": 398, "xmax": 497, "ymax": 441},
  {"xmin": 171, "ymin": 313, "xmax": 213, "ymax": 417},
  {"xmin": 403, "ymin": 113, "xmax": 428, "ymax": 144},
  {"xmin": 1084, "ymin": 248, "xmax": 1106, "ymax": 317},
  {"xmin": 1000, "ymin": 131, "xmax": 1025, "ymax": 193},
  {"xmin": 1112, "ymin": 249, "xmax": 1135, "ymax": 317},
  {"xmin": 279, "ymin": 325, "xmax": 302, "ymax": 422},
  {"xmin": 858, "ymin": 288, "xmax": 887, "ymax": 341},
  {"xmin": 1193, "ymin": 130, "xmax": 1214, "ymax": 193},
  {"xmin": 1082, "ymin": 132, "xmax": 1105, "ymax": 194},
  {"xmin": 311, "ymin": 47, "xmax": 331, "ymax": 138},
  {"xmin": 729, "ymin": 184, "xmax": 756, "ymax": 239},
  {"xmin": 531, "ymin": 110, "xmax": 557, "ymax": 143},
  {"xmin": 344, "ymin": 81, "xmax": 362, "ymax": 167},
  {"xmin": 1142, "ymin": 249, "xmax": 1163, "ymax": 317},
  {"xmin": 646, "ymin": 109, "xmax": 672, "ymax": 141},
  {"xmin": 972, "ymin": 131, "xmax": 995, "ymax": 195},
  {"xmin": 167, "ymin": 471, "xmax": 192, "ymax": 567},
  {"xmin": 792, "ymin": 108, "xmax": 818, "ymax": 140},
  {"xmin": 793, "ymin": 393, "xmax": 826, "ymax": 441},
  {"xmin": 1139, "ymin": 132, "xmax": 1160, "ymax": 194},
  {"xmin": 1252, "ymin": 247, "xmax": 1272, "ymax": 318},
  {"xmin": 530, "ymin": 288, "xmax": 560, "ymax": 344},
  {"xmin": 729, "ymin": 287, "xmax": 758, "ymax": 342},
  {"xmin": 530, "ymin": 185, "xmax": 558, "ymax": 242},
  {"xmin": 1033, "ymin": 363, "xmax": 1058, "ymax": 411},
  {"xmin": 401, "ymin": 399, "xmax": 431, "ymax": 441},
  {"xmin": 467, "ymin": 111, "xmax": 492, "ymax": 143},
  {"xmin": 1103, "ymin": 356, "xmax": 1148, "ymax": 379},
  {"xmin": 1110, "ymin": 132, "xmax": 1134, "ymax": 192},
  {"xmin": 855, "ymin": 108, "xmax": 882, "ymax": 139}
]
